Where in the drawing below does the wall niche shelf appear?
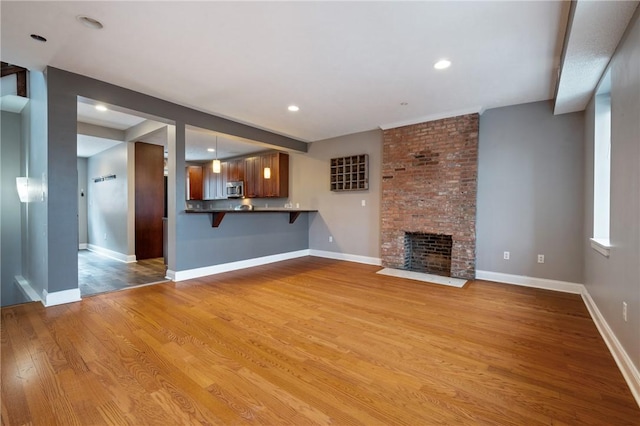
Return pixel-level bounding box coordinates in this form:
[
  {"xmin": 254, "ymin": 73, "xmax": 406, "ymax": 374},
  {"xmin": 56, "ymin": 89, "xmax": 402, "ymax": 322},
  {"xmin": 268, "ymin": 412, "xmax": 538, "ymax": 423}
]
[{"xmin": 330, "ymin": 154, "xmax": 369, "ymax": 191}]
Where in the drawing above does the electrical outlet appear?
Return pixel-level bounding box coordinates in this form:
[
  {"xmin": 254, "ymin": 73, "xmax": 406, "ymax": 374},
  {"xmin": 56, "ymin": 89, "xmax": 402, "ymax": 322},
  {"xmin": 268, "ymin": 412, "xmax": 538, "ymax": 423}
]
[
  {"xmin": 329, "ymin": 236, "xmax": 333, "ymax": 243},
  {"xmin": 361, "ymin": 199, "xmax": 366, "ymax": 207},
  {"xmin": 503, "ymin": 251, "xmax": 510, "ymax": 260},
  {"xmin": 623, "ymin": 302, "xmax": 628, "ymax": 322},
  {"xmin": 537, "ymin": 254, "xmax": 545, "ymax": 264},
  {"xmin": 104, "ymin": 233, "xmax": 107, "ymax": 240}
]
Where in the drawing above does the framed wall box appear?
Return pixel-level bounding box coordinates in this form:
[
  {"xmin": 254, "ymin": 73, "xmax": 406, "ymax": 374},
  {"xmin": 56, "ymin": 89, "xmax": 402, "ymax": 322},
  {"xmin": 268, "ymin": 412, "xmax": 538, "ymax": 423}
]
[{"xmin": 330, "ymin": 154, "xmax": 368, "ymax": 191}]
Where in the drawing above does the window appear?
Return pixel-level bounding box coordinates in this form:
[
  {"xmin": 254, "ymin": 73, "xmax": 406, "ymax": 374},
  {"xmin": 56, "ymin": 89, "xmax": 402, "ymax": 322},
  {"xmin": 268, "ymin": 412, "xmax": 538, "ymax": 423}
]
[{"xmin": 591, "ymin": 71, "xmax": 611, "ymax": 257}]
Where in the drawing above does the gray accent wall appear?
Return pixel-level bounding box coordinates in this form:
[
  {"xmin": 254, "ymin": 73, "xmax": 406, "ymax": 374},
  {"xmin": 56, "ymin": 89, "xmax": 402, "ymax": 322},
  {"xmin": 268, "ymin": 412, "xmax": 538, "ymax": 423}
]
[
  {"xmin": 476, "ymin": 101, "xmax": 584, "ymax": 283},
  {"xmin": 583, "ymin": 10, "xmax": 640, "ymax": 374},
  {"xmin": 87, "ymin": 143, "xmax": 129, "ymax": 256},
  {"xmin": 1, "ymin": 111, "xmax": 27, "ymax": 306},
  {"xmin": 291, "ymin": 129, "xmax": 382, "ymax": 259},
  {"xmin": 77, "ymin": 157, "xmax": 88, "ymax": 246},
  {"xmin": 34, "ymin": 67, "xmax": 307, "ymax": 297}
]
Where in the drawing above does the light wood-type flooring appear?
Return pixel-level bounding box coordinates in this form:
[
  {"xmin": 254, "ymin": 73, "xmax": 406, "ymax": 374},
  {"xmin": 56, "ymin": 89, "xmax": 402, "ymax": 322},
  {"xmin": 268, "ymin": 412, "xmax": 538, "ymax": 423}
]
[
  {"xmin": 2, "ymin": 257, "xmax": 639, "ymax": 425},
  {"xmin": 78, "ymin": 249, "xmax": 167, "ymax": 296}
]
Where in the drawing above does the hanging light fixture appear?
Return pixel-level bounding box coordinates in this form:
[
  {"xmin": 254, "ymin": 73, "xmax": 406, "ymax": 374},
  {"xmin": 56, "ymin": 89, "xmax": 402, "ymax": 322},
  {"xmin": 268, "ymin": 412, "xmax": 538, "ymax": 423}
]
[
  {"xmin": 212, "ymin": 135, "xmax": 221, "ymax": 173},
  {"xmin": 263, "ymin": 167, "xmax": 271, "ymax": 179}
]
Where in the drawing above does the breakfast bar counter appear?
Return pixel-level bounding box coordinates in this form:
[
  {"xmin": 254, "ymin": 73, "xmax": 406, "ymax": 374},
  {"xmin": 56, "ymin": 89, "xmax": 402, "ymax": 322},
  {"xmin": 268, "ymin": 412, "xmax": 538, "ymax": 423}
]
[{"xmin": 185, "ymin": 208, "xmax": 318, "ymax": 228}]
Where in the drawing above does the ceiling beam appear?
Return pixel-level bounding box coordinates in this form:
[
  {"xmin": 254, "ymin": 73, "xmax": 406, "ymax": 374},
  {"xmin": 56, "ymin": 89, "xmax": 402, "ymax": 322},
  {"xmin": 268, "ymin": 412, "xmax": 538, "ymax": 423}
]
[{"xmin": 1, "ymin": 62, "xmax": 27, "ymax": 97}]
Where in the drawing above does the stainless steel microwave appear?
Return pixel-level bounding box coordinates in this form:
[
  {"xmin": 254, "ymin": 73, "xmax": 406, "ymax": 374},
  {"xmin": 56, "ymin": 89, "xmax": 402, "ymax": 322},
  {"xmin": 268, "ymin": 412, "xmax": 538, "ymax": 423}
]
[{"xmin": 226, "ymin": 181, "xmax": 244, "ymax": 198}]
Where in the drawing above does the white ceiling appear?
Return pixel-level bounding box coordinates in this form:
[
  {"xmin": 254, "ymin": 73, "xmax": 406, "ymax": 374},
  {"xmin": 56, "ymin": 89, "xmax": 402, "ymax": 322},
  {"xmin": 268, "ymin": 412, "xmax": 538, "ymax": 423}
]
[
  {"xmin": 2, "ymin": 1, "xmax": 571, "ymax": 142},
  {"xmin": 2, "ymin": 2, "xmax": 636, "ymax": 142}
]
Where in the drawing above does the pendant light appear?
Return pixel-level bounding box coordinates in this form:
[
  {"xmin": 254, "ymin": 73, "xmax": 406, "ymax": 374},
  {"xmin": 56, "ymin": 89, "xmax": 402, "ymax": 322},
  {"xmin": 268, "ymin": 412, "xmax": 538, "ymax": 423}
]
[{"xmin": 212, "ymin": 135, "xmax": 221, "ymax": 173}]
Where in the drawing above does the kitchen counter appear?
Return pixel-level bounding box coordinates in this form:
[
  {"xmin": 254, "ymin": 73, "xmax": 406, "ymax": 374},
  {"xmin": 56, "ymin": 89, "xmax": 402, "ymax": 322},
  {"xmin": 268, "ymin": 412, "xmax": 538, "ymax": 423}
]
[{"xmin": 185, "ymin": 208, "xmax": 318, "ymax": 228}]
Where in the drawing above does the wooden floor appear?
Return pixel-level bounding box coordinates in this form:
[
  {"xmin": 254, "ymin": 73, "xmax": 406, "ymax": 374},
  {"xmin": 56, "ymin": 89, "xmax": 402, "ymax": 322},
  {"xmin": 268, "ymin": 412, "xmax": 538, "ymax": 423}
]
[
  {"xmin": 2, "ymin": 257, "xmax": 638, "ymax": 425},
  {"xmin": 78, "ymin": 249, "xmax": 167, "ymax": 296}
]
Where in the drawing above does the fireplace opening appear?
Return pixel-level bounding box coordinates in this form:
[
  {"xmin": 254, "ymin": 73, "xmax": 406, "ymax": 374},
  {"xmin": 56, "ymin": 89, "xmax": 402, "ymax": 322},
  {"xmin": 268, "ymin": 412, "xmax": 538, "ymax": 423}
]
[{"xmin": 404, "ymin": 232, "xmax": 452, "ymax": 277}]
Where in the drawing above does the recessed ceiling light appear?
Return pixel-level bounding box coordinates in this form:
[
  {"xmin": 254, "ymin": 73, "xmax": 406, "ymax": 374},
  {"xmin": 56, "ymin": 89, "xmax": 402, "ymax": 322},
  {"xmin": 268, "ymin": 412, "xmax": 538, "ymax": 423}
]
[
  {"xmin": 30, "ymin": 34, "xmax": 47, "ymax": 42},
  {"xmin": 95, "ymin": 105, "xmax": 108, "ymax": 112},
  {"xmin": 77, "ymin": 15, "xmax": 103, "ymax": 30},
  {"xmin": 434, "ymin": 59, "xmax": 451, "ymax": 70},
  {"xmin": 433, "ymin": 59, "xmax": 451, "ymax": 70},
  {"xmin": 288, "ymin": 105, "xmax": 300, "ymax": 112},
  {"xmin": 207, "ymin": 148, "xmax": 215, "ymax": 152}
]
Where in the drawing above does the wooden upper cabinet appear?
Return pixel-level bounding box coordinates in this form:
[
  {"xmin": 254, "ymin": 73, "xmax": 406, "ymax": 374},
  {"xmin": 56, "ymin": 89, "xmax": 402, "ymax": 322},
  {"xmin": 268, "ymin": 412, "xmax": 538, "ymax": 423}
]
[
  {"xmin": 261, "ymin": 152, "xmax": 289, "ymax": 198},
  {"xmin": 244, "ymin": 156, "xmax": 261, "ymax": 198},
  {"xmin": 186, "ymin": 165, "xmax": 203, "ymax": 200},
  {"xmin": 226, "ymin": 159, "xmax": 245, "ymax": 182}
]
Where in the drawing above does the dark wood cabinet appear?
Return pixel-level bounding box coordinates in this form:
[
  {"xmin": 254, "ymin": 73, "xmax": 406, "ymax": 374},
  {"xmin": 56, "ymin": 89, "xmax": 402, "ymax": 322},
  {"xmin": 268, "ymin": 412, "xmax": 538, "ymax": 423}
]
[
  {"xmin": 243, "ymin": 156, "xmax": 261, "ymax": 198},
  {"xmin": 226, "ymin": 159, "xmax": 244, "ymax": 182},
  {"xmin": 186, "ymin": 165, "xmax": 203, "ymax": 200},
  {"xmin": 135, "ymin": 142, "xmax": 164, "ymax": 260},
  {"xmin": 261, "ymin": 152, "xmax": 289, "ymax": 198}
]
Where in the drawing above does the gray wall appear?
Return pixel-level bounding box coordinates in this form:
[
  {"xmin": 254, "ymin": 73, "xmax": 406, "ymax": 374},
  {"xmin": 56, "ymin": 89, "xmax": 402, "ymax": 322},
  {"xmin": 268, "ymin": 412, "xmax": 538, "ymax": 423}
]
[
  {"xmin": 477, "ymin": 101, "xmax": 584, "ymax": 283},
  {"xmin": 87, "ymin": 143, "xmax": 129, "ymax": 256},
  {"xmin": 290, "ymin": 129, "xmax": 382, "ymax": 259},
  {"xmin": 25, "ymin": 71, "xmax": 48, "ymax": 297},
  {"xmin": 37, "ymin": 67, "xmax": 307, "ymax": 295},
  {"xmin": 1, "ymin": 111, "xmax": 27, "ymax": 306},
  {"xmin": 77, "ymin": 157, "xmax": 88, "ymax": 246},
  {"xmin": 176, "ymin": 213, "xmax": 309, "ymax": 270},
  {"xmin": 583, "ymin": 11, "xmax": 640, "ymax": 373}
]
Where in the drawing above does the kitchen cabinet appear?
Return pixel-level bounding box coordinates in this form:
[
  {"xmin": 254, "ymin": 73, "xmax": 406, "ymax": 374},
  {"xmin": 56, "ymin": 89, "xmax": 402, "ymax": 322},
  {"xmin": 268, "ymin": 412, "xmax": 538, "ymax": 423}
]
[
  {"xmin": 243, "ymin": 156, "xmax": 262, "ymax": 198},
  {"xmin": 204, "ymin": 161, "xmax": 228, "ymax": 199},
  {"xmin": 261, "ymin": 152, "xmax": 289, "ymax": 198},
  {"xmin": 186, "ymin": 165, "xmax": 203, "ymax": 200},
  {"xmin": 226, "ymin": 158, "xmax": 244, "ymax": 182}
]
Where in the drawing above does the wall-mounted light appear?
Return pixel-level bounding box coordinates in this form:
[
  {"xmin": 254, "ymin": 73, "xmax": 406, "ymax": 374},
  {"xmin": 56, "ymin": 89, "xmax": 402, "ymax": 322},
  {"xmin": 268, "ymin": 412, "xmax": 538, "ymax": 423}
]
[
  {"xmin": 16, "ymin": 177, "xmax": 29, "ymax": 202},
  {"xmin": 264, "ymin": 167, "xmax": 271, "ymax": 179}
]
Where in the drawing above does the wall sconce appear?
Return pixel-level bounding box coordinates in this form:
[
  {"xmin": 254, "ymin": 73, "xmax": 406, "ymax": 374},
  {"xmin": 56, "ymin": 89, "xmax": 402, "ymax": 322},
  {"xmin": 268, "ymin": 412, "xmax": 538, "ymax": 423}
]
[
  {"xmin": 16, "ymin": 177, "xmax": 29, "ymax": 202},
  {"xmin": 263, "ymin": 167, "xmax": 271, "ymax": 179}
]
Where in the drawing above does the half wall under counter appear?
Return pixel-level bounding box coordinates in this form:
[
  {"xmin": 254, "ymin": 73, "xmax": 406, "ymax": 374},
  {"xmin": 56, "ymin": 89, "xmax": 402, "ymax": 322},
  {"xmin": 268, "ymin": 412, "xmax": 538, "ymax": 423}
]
[{"xmin": 185, "ymin": 208, "xmax": 318, "ymax": 228}]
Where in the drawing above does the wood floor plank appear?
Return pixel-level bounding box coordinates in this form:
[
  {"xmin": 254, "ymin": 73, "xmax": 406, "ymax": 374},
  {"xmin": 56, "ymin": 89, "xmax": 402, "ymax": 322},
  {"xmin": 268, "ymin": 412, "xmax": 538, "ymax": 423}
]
[{"xmin": 2, "ymin": 256, "xmax": 639, "ymax": 425}]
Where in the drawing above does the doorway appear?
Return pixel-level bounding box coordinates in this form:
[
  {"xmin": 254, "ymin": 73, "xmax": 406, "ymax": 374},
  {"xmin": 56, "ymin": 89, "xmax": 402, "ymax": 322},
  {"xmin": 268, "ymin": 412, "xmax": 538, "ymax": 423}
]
[{"xmin": 77, "ymin": 98, "xmax": 169, "ymax": 297}]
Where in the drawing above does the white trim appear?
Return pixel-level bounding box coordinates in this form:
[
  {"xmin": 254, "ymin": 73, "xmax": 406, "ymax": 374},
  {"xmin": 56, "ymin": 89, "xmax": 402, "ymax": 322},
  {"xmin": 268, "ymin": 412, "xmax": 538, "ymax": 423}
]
[
  {"xmin": 87, "ymin": 244, "xmax": 136, "ymax": 263},
  {"xmin": 582, "ymin": 289, "xmax": 640, "ymax": 407},
  {"xmin": 378, "ymin": 106, "xmax": 482, "ymax": 130},
  {"xmin": 14, "ymin": 275, "xmax": 41, "ymax": 302},
  {"xmin": 173, "ymin": 249, "xmax": 310, "ymax": 281},
  {"xmin": 376, "ymin": 268, "xmax": 467, "ymax": 288},
  {"xmin": 166, "ymin": 269, "xmax": 176, "ymax": 281},
  {"xmin": 590, "ymin": 238, "xmax": 612, "ymax": 257},
  {"xmin": 475, "ymin": 270, "xmax": 585, "ymax": 294},
  {"xmin": 41, "ymin": 288, "xmax": 81, "ymax": 307},
  {"xmin": 78, "ymin": 243, "xmax": 88, "ymax": 250},
  {"xmin": 308, "ymin": 249, "xmax": 382, "ymax": 266}
]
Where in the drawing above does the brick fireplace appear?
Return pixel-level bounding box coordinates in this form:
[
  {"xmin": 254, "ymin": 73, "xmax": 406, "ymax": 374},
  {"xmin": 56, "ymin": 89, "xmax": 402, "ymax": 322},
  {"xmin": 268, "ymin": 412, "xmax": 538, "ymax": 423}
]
[{"xmin": 381, "ymin": 114, "xmax": 478, "ymax": 279}]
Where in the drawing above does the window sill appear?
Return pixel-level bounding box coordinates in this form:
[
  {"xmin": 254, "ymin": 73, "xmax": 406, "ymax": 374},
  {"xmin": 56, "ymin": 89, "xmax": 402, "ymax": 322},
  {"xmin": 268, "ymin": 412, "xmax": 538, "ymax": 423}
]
[{"xmin": 590, "ymin": 238, "xmax": 611, "ymax": 257}]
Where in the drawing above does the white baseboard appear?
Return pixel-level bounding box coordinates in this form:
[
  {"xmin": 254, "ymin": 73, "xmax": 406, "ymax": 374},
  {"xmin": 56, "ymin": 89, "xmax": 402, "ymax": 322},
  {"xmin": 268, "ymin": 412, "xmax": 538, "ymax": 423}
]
[
  {"xmin": 87, "ymin": 244, "xmax": 136, "ymax": 263},
  {"xmin": 172, "ymin": 249, "xmax": 311, "ymax": 281},
  {"xmin": 308, "ymin": 249, "xmax": 382, "ymax": 266},
  {"xmin": 78, "ymin": 243, "xmax": 88, "ymax": 250},
  {"xmin": 41, "ymin": 288, "xmax": 81, "ymax": 307},
  {"xmin": 475, "ymin": 270, "xmax": 585, "ymax": 294},
  {"xmin": 14, "ymin": 275, "xmax": 41, "ymax": 302},
  {"xmin": 582, "ymin": 289, "xmax": 640, "ymax": 407}
]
